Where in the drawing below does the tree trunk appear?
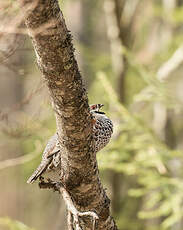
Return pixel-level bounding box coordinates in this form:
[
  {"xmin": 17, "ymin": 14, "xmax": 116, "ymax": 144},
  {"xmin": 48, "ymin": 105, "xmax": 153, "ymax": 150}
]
[{"xmin": 21, "ymin": 0, "xmax": 118, "ymax": 229}]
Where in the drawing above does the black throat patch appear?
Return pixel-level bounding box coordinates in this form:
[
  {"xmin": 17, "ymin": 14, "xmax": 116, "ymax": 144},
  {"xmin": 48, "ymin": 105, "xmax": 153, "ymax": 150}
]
[{"xmin": 95, "ymin": 111, "xmax": 105, "ymax": 115}]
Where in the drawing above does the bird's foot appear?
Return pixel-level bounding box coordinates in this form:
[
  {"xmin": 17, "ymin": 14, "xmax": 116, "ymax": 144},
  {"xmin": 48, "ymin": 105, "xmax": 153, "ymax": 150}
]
[{"xmin": 38, "ymin": 177, "xmax": 62, "ymax": 193}]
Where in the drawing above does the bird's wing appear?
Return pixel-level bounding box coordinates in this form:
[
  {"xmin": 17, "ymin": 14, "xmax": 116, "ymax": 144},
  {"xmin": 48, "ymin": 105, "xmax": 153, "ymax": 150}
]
[
  {"xmin": 27, "ymin": 134, "xmax": 60, "ymax": 184},
  {"xmin": 26, "ymin": 157, "xmax": 52, "ymax": 184}
]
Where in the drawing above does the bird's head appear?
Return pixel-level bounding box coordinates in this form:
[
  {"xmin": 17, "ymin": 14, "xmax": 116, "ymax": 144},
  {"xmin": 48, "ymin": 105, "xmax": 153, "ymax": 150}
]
[{"xmin": 90, "ymin": 104, "xmax": 105, "ymax": 114}]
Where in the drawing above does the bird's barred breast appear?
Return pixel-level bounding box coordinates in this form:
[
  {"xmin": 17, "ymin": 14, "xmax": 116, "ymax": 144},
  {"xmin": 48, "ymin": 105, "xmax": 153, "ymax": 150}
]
[{"xmin": 93, "ymin": 115, "xmax": 113, "ymax": 152}]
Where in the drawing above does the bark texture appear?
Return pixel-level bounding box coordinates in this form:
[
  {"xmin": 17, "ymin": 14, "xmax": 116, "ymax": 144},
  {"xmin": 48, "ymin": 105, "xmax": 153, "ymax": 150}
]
[{"xmin": 22, "ymin": 0, "xmax": 118, "ymax": 229}]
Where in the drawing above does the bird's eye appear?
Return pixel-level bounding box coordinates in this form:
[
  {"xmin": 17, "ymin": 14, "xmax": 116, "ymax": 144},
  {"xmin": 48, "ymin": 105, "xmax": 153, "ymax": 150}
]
[{"xmin": 91, "ymin": 105, "xmax": 97, "ymax": 110}]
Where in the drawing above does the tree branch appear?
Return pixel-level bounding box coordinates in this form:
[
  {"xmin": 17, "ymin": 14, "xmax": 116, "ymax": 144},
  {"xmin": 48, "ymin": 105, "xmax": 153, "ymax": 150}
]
[
  {"xmin": 157, "ymin": 45, "xmax": 183, "ymax": 82},
  {"xmin": 21, "ymin": 0, "xmax": 118, "ymax": 229}
]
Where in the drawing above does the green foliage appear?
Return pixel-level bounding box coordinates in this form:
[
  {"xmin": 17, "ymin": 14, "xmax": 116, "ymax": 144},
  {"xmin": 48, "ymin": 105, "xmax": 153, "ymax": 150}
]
[
  {"xmin": 97, "ymin": 72, "xmax": 183, "ymax": 229},
  {"xmin": 0, "ymin": 217, "xmax": 34, "ymax": 230}
]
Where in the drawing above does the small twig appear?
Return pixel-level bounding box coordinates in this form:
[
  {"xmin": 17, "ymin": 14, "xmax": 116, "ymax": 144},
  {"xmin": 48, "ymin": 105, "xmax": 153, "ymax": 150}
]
[
  {"xmin": 0, "ymin": 34, "xmax": 25, "ymax": 63},
  {"xmin": 0, "ymin": 0, "xmax": 39, "ymax": 38},
  {"xmin": 39, "ymin": 181, "xmax": 99, "ymax": 229},
  {"xmin": 153, "ymin": 44, "xmax": 183, "ymax": 138},
  {"xmin": 0, "ymin": 19, "xmax": 59, "ymax": 36},
  {"xmin": 157, "ymin": 45, "xmax": 183, "ymax": 82},
  {"xmin": 60, "ymin": 185, "xmax": 99, "ymax": 230},
  {"xmin": 67, "ymin": 211, "xmax": 74, "ymax": 230},
  {"xmin": 38, "ymin": 180, "xmax": 98, "ymax": 229}
]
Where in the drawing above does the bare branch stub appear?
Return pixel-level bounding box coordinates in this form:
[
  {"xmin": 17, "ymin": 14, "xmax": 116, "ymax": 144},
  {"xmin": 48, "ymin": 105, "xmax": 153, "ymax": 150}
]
[{"xmin": 22, "ymin": 0, "xmax": 118, "ymax": 229}]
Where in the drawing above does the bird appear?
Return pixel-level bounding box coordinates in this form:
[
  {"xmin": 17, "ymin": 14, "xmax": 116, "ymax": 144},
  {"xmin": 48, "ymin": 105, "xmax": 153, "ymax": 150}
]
[{"xmin": 27, "ymin": 104, "xmax": 113, "ymax": 184}]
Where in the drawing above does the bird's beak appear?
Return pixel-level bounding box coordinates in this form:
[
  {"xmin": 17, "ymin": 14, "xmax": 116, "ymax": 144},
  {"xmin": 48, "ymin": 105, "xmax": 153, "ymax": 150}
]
[{"xmin": 99, "ymin": 104, "xmax": 104, "ymax": 109}]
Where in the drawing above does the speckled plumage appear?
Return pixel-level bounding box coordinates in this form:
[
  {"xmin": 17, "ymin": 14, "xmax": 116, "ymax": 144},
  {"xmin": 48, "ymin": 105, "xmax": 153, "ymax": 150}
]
[{"xmin": 27, "ymin": 104, "xmax": 113, "ymax": 184}]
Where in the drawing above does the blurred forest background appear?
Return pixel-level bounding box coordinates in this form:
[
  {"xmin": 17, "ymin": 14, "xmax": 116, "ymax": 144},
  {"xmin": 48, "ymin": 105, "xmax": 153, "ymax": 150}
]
[{"xmin": 1, "ymin": 0, "xmax": 183, "ymax": 230}]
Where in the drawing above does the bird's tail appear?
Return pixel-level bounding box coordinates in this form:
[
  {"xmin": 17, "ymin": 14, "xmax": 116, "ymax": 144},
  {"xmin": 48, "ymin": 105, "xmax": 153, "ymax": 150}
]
[{"xmin": 27, "ymin": 163, "xmax": 47, "ymax": 184}]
